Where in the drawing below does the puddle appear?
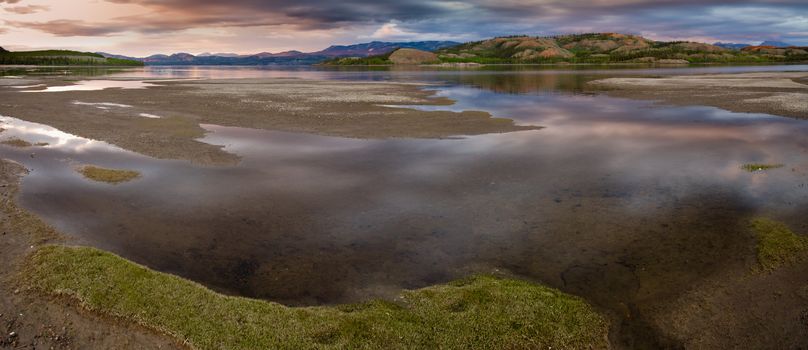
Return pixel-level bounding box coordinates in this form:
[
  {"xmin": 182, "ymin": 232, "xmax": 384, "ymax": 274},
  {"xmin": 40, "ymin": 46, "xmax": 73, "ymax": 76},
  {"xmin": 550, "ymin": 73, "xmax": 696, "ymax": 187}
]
[
  {"xmin": 72, "ymin": 101, "xmax": 134, "ymax": 110},
  {"xmin": 28, "ymin": 80, "xmax": 159, "ymax": 92},
  {"xmin": 0, "ymin": 116, "xmax": 129, "ymax": 154},
  {"xmin": 138, "ymin": 113, "xmax": 162, "ymax": 119}
]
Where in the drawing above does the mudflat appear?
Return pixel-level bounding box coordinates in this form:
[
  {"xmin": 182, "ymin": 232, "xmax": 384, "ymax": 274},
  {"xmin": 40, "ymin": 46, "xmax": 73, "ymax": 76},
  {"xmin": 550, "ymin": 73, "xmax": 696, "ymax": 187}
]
[
  {"xmin": 0, "ymin": 77, "xmax": 538, "ymax": 165},
  {"xmin": 588, "ymin": 71, "xmax": 808, "ymax": 119}
]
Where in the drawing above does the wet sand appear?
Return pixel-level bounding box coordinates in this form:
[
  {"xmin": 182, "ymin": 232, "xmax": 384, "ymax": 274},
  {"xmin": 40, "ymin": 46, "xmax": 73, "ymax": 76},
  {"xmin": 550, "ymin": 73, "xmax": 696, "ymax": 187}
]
[
  {"xmin": 0, "ymin": 160, "xmax": 182, "ymax": 349},
  {"xmin": 588, "ymin": 72, "xmax": 808, "ymax": 119},
  {"xmin": 0, "ymin": 77, "xmax": 539, "ymax": 165}
]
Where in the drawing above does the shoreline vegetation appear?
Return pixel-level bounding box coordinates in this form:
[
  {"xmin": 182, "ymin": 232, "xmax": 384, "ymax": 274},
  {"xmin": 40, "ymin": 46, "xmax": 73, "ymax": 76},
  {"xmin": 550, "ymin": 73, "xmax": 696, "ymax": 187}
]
[
  {"xmin": 24, "ymin": 245, "xmax": 611, "ymax": 350},
  {"xmin": 4, "ymin": 155, "xmax": 807, "ymax": 348},
  {"xmin": 323, "ymin": 33, "xmax": 808, "ymax": 66},
  {"xmin": 77, "ymin": 166, "xmax": 141, "ymax": 184},
  {"xmin": 751, "ymin": 218, "xmax": 808, "ymax": 271},
  {"xmin": 0, "ymin": 158, "xmax": 610, "ymax": 349},
  {"xmin": 0, "ymin": 48, "xmax": 143, "ymax": 66}
]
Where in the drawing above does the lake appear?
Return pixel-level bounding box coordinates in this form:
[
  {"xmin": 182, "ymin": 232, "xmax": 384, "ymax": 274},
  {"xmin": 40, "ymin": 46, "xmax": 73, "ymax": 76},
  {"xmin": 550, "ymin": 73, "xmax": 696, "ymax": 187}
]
[{"xmin": 2, "ymin": 64, "xmax": 807, "ymax": 347}]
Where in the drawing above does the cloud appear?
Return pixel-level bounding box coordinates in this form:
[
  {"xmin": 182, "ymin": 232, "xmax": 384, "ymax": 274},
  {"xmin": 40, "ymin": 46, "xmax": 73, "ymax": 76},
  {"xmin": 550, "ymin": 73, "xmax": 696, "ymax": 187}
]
[
  {"xmin": 366, "ymin": 21, "xmax": 473, "ymax": 42},
  {"xmin": 70, "ymin": 0, "xmax": 456, "ymax": 35},
  {"xmin": 8, "ymin": 19, "xmax": 131, "ymax": 36},
  {"xmin": 4, "ymin": 5, "xmax": 49, "ymax": 14},
  {"xmin": 9, "ymin": 0, "xmax": 453, "ymax": 36},
  {"xmin": 4, "ymin": 0, "xmax": 808, "ymax": 48},
  {"xmin": 369, "ymin": 22, "xmax": 419, "ymax": 40}
]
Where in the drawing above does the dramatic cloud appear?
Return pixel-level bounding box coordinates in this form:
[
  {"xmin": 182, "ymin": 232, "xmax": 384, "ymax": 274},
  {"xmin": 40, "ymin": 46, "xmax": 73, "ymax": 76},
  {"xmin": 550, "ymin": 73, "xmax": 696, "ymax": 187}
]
[
  {"xmin": 104, "ymin": 0, "xmax": 452, "ymax": 27},
  {"xmin": 1, "ymin": 0, "xmax": 806, "ymax": 55},
  {"xmin": 8, "ymin": 19, "xmax": 130, "ymax": 36},
  {"xmin": 4, "ymin": 5, "xmax": 49, "ymax": 14}
]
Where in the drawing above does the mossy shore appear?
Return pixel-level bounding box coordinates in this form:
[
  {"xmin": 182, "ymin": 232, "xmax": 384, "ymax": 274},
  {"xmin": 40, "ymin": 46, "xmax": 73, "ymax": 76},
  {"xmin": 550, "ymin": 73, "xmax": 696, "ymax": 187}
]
[
  {"xmin": 23, "ymin": 245, "xmax": 610, "ymax": 350},
  {"xmin": 751, "ymin": 217, "xmax": 808, "ymax": 271},
  {"xmin": 77, "ymin": 165, "xmax": 141, "ymax": 184}
]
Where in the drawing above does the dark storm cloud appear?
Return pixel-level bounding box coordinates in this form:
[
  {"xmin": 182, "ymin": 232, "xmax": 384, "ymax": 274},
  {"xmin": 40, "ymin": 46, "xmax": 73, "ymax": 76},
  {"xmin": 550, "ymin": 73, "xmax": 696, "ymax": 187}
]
[
  {"xmin": 8, "ymin": 0, "xmax": 457, "ymax": 36},
  {"xmin": 5, "ymin": 0, "xmax": 808, "ymax": 45},
  {"xmin": 104, "ymin": 0, "xmax": 450, "ymax": 28}
]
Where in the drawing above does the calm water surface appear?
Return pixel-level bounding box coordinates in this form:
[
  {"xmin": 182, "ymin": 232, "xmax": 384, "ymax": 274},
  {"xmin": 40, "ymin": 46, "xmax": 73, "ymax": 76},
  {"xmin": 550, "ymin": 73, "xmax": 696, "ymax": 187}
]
[{"xmin": 2, "ymin": 65, "xmax": 808, "ymax": 346}]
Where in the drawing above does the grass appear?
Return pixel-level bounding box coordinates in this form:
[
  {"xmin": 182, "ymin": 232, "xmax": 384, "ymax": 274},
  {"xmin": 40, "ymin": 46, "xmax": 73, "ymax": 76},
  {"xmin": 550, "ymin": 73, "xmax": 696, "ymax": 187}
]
[
  {"xmin": 750, "ymin": 218, "xmax": 808, "ymax": 271},
  {"xmin": 77, "ymin": 166, "xmax": 140, "ymax": 184},
  {"xmin": 741, "ymin": 163, "xmax": 784, "ymax": 172},
  {"xmin": 1, "ymin": 138, "xmax": 33, "ymax": 148},
  {"xmin": 24, "ymin": 245, "xmax": 610, "ymax": 350}
]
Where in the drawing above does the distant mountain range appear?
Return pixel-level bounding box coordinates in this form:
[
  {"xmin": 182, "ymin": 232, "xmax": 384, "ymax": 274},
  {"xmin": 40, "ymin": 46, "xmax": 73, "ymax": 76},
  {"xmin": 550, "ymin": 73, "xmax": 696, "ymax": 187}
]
[
  {"xmin": 98, "ymin": 41, "xmax": 459, "ymax": 66},
  {"xmin": 713, "ymin": 42, "xmax": 751, "ymax": 50},
  {"xmin": 760, "ymin": 40, "xmax": 793, "ymax": 47},
  {"xmin": 714, "ymin": 40, "xmax": 794, "ymax": 50}
]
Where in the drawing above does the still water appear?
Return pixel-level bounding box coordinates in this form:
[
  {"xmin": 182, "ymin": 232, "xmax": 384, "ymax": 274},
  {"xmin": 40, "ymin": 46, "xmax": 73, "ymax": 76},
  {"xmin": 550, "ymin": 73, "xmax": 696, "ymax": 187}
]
[{"xmin": 2, "ymin": 65, "xmax": 808, "ymax": 346}]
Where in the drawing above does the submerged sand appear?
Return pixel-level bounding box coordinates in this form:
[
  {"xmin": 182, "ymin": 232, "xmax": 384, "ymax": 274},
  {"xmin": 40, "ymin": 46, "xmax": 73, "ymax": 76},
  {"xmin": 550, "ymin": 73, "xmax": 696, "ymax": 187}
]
[
  {"xmin": 588, "ymin": 72, "xmax": 808, "ymax": 119},
  {"xmin": 0, "ymin": 160, "xmax": 181, "ymax": 349}
]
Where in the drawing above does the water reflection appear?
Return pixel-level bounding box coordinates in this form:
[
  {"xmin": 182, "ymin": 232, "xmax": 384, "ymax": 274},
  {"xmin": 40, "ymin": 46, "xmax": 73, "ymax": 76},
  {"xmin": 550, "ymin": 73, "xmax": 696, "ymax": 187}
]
[
  {"xmin": 6, "ymin": 64, "xmax": 808, "ymax": 95},
  {"xmin": 4, "ymin": 67, "xmax": 808, "ymax": 347},
  {"xmin": 7, "ymin": 86, "xmax": 807, "ymax": 303},
  {"xmin": 28, "ymin": 80, "xmax": 158, "ymax": 92},
  {"xmin": 1, "ymin": 116, "xmax": 117, "ymax": 152}
]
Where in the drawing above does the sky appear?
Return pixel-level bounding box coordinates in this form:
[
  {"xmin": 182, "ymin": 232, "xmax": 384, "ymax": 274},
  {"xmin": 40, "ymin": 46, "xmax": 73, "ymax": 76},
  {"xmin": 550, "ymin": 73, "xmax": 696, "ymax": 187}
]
[{"xmin": 1, "ymin": 0, "xmax": 807, "ymax": 56}]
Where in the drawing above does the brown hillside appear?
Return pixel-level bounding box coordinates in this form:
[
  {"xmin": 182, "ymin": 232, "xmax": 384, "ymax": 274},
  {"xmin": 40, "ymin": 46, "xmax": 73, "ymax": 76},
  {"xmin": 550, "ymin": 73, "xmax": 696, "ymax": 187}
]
[{"xmin": 388, "ymin": 48, "xmax": 439, "ymax": 65}]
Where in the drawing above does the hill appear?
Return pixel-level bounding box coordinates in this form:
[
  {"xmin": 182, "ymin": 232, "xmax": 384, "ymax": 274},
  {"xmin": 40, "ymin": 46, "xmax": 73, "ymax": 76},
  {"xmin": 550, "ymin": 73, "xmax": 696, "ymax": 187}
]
[
  {"xmin": 330, "ymin": 33, "xmax": 808, "ymax": 65},
  {"xmin": 741, "ymin": 45, "xmax": 808, "ymax": 58},
  {"xmin": 0, "ymin": 49, "xmax": 143, "ymax": 66},
  {"xmin": 100, "ymin": 41, "xmax": 459, "ymax": 66}
]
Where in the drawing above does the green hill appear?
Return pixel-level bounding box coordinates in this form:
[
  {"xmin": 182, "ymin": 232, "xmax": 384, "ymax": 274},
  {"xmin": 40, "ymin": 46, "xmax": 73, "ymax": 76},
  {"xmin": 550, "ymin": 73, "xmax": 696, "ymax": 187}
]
[
  {"xmin": 0, "ymin": 49, "xmax": 143, "ymax": 66},
  {"xmin": 328, "ymin": 33, "xmax": 808, "ymax": 65}
]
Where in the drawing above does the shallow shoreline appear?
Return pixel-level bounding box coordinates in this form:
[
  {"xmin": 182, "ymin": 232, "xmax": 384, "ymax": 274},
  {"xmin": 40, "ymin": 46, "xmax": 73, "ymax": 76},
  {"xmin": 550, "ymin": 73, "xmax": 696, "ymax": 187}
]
[
  {"xmin": 0, "ymin": 159, "xmax": 610, "ymax": 350},
  {"xmin": 588, "ymin": 72, "xmax": 808, "ymax": 119},
  {"xmin": 0, "ymin": 160, "xmax": 183, "ymax": 349},
  {"xmin": 0, "ymin": 77, "xmax": 540, "ymax": 165},
  {"xmin": 3, "ymin": 69, "xmax": 808, "ymax": 349}
]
